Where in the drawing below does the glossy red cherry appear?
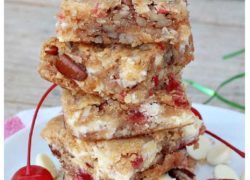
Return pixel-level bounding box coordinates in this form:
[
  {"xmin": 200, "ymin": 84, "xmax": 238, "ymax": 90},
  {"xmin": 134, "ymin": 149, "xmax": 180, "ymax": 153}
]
[
  {"xmin": 12, "ymin": 84, "xmax": 57, "ymax": 180},
  {"xmin": 12, "ymin": 165, "xmax": 53, "ymax": 180}
]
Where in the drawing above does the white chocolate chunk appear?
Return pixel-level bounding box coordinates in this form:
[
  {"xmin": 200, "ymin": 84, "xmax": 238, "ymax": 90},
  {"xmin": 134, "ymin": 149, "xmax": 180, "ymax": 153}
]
[
  {"xmin": 206, "ymin": 143, "xmax": 231, "ymax": 165},
  {"xmin": 35, "ymin": 153, "xmax": 57, "ymax": 178},
  {"xmin": 186, "ymin": 135, "xmax": 211, "ymax": 160},
  {"xmin": 182, "ymin": 118, "xmax": 203, "ymax": 142},
  {"xmin": 158, "ymin": 174, "xmax": 176, "ymax": 180},
  {"xmin": 214, "ymin": 164, "xmax": 239, "ymax": 180}
]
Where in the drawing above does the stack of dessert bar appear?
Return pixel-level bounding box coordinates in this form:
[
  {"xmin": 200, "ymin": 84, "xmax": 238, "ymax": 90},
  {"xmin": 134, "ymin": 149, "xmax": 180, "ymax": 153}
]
[{"xmin": 39, "ymin": 0, "xmax": 205, "ymax": 179}]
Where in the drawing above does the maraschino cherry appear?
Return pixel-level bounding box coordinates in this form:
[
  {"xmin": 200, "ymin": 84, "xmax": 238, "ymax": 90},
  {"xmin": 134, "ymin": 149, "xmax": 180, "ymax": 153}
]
[{"xmin": 12, "ymin": 84, "xmax": 57, "ymax": 180}]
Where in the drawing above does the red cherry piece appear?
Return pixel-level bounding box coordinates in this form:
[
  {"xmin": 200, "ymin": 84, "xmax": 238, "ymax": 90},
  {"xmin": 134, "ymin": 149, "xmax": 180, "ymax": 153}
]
[
  {"xmin": 152, "ymin": 75, "xmax": 159, "ymax": 87},
  {"xmin": 158, "ymin": 8, "xmax": 169, "ymax": 14},
  {"xmin": 98, "ymin": 101, "xmax": 107, "ymax": 111},
  {"xmin": 91, "ymin": 3, "xmax": 99, "ymax": 14},
  {"xmin": 172, "ymin": 94, "xmax": 190, "ymax": 107},
  {"xmin": 166, "ymin": 75, "xmax": 180, "ymax": 92},
  {"xmin": 45, "ymin": 45, "xmax": 58, "ymax": 56},
  {"xmin": 165, "ymin": 75, "xmax": 190, "ymax": 107},
  {"xmin": 91, "ymin": 3, "xmax": 108, "ymax": 18},
  {"xmin": 56, "ymin": 54, "xmax": 88, "ymax": 81},
  {"xmin": 120, "ymin": 91, "xmax": 127, "ymax": 98},
  {"xmin": 12, "ymin": 165, "xmax": 53, "ymax": 180},
  {"xmin": 148, "ymin": 89, "xmax": 154, "ymax": 96},
  {"xmin": 75, "ymin": 172, "xmax": 93, "ymax": 180},
  {"xmin": 131, "ymin": 155, "xmax": 144, "ymax": 169},
  {"xmin": 128, "ymin": 111, "xmax": 146, "ymax": 124},
  {"xmin": 191, "ymin": 107, "xmax": 203, "ymax": 120},
  {"xmin": 49, "ymin": 145, "xmax": 61, "ymax": 158},
  {"xmin": 96, "ymin": 11, "xmax": 108, "ymax": 18},
  {"xmin": 156, "ymin": 43, "xmax": 166, "ymax": 51},
  {"xmin": 171, "ymin": 89, "xmax": 190, "ymax": 107},
  {"xmin": 57, "ymin": 12, "xmax": 65, "ymax": 21}
]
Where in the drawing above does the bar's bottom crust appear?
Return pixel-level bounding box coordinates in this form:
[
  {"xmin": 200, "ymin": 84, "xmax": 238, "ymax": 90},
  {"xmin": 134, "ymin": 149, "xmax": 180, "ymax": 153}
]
[{"xmin": 58, "ymin": 150, "xmax": 196, "ymax": 180}]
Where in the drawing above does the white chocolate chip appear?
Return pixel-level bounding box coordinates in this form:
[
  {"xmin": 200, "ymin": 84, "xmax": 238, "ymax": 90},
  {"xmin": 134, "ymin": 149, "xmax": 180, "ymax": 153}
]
[
  {"xmin": 206, "ymin": 143, "xmax": 231, "ymax": 165},
  {"xmin": 140, "ymin": 103, "xmax": 162, "ymax": 117},
  {"xmin": 182, "ymin": 118, "xmax": 203, "ymax": 142},
  {"xmin": 214, "ymin": 164, "xmax": 239, "ymax": 180},
  {"xmin": 186, "ymin": 135, "xmax": 211, "ymax": 160},
  {"xmin": 158, "ymin": 174, "xmax": 176, "ymax": 180},
  {"xmin": 35, "ymin": 153, "xmax": 57, "ymax": 178}
]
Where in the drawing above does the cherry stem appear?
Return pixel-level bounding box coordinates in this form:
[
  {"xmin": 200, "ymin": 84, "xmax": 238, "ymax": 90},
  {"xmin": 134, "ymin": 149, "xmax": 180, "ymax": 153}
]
[
  {"xmin": 26, "ymin": 84, "xmax": 57, "ymax": 175},
  {"xmin": 205, "ymin": 130, "xmax": 245, "ymax": 158}
]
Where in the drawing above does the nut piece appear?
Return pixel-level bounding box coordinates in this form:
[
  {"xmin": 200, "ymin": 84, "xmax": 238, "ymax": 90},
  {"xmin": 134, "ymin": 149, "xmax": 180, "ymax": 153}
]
[
  {"xmin": 206, "ymin": 143, "xmax": 231, "ymax": 165},
  {"xmin": 56, "ymin": 54, "xmax": 87, "ymax": 81},
  {"xmin": 35, "ymin": 153, "xmax": 57, "ymax": 178},
  {"xmin": 186, "ymin": 135, "xmax": 211, "ymax": 160},
  {"xmin": 45, "ymin": 45, "xmax": 58, "ymax": 55},
  {"xmin": 214, "ymin": 164, "xmax": 239, "ymax": 180}
]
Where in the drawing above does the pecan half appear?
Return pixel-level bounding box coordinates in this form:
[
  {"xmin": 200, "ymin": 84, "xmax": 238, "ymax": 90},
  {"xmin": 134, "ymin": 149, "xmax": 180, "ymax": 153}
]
[{"xmin": 56, "ymin": 54, "xmax": 87, "ymax": 81}]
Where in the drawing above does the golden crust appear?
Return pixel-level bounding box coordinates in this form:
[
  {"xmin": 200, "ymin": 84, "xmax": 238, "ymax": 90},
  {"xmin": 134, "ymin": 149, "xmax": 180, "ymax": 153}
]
[{"xmin": 61, "ymin": 151, "xmax": 196, "ymax": 180}]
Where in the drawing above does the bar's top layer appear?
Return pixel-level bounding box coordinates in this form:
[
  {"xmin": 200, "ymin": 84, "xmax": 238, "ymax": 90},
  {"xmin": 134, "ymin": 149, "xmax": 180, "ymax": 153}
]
[
  {"xmin": 57, "ymin": 0, "xmax": 190, "ymax": 45},
  {"xmin": 41, "ymin": 115, "xmax": 202, "ymax": 180},
  {"xmin": 61, "ymin": 0, "xmax": 188, "ymax": 19}
]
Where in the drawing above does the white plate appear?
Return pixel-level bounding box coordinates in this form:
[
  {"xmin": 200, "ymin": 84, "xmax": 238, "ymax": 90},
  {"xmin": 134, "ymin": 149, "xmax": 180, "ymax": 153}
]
[{"xmin": 4, "ymin": 104, "xmax": 245, "ymax": 180}]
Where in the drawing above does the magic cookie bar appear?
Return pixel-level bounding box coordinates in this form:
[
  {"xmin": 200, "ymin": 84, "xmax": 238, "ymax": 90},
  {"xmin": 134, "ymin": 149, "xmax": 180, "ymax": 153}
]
[
  {"xmin": 42, "ymin": 116, "xmax": 202, "ymax": 180},
  {"xmin": 62, "ymin": 89, "xmax": 202, "ymax": 140},
  {"xmin": 56, "ymin": 0, "xmax": 191, "ymax": 47},
  {"xmin": 39, "ymin": 36, "xmax": 193, "ymax": 100}
]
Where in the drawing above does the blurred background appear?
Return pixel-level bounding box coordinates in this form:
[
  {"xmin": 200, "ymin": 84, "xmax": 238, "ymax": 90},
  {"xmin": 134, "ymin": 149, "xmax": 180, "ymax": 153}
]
[{"xmin": 4, "ymin": 0, "xmax": 245, "ymax": 119}]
